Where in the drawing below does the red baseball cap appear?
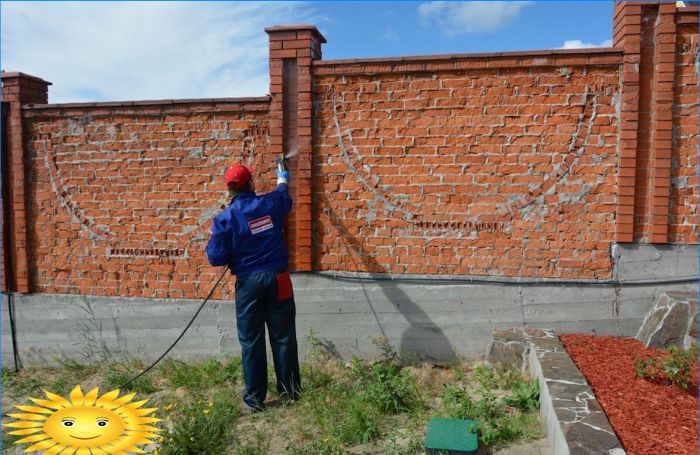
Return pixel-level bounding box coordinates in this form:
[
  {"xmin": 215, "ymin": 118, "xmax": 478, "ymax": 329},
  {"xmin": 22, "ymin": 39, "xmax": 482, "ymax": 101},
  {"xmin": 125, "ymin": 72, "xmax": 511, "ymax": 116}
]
[{"xmin": 224, "ymin": 164, "xmax": 254, "ymax": 190}]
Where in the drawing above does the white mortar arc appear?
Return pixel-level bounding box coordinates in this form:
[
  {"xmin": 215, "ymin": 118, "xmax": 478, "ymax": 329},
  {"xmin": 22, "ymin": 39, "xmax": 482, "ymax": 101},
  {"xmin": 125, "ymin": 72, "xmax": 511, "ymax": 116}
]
[
  {"xmin": 39, "ymin": 119, "xmax": 266, "ymax": 251},
  {"xmin": 329, "ymin": 83, "xmax": 610, "ymax": 228}
]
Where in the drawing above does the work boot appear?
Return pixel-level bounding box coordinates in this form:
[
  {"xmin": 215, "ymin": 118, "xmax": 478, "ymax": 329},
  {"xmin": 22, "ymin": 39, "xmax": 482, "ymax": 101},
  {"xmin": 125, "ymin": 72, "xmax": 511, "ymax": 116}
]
[
  {"xmin": 240, "ymin": 398, "xmax": 264, "ymax": 415},
  {"xmin": 279, "ymin": 391, "xmax": 300, "ymax": 406}
]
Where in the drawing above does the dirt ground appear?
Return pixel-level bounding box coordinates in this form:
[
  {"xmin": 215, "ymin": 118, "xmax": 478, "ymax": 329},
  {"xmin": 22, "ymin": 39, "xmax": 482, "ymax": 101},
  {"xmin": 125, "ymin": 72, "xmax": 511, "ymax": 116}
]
[{"xmin": 2, "ymin": 358, "xmax": 552, "ymax": 455}]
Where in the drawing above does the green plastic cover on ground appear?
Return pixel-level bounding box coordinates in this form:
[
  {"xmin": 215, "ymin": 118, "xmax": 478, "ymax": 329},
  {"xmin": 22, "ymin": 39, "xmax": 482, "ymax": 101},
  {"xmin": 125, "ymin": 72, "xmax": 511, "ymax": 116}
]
[{"xmin": 424, "ymin": 417, "xmax": 478, "ymax": 454}]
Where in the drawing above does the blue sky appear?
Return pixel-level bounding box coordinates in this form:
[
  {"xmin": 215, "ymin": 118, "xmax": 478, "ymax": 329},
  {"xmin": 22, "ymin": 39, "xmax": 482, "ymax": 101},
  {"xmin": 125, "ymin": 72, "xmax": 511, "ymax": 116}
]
[
  {"xmin": 320, "ymin": 2, "xmax": 613, "ymax": 59},
  {"xmin": 1, "ymin": 1, "xmax": 614, "ymax": 103}
]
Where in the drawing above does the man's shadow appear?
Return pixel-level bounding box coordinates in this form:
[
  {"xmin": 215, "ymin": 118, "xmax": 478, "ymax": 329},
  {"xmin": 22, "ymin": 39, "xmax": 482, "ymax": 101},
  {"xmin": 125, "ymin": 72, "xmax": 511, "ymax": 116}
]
[{"xmin": 322, "ymin": 207, "xmax": 456, "ymax": 364}]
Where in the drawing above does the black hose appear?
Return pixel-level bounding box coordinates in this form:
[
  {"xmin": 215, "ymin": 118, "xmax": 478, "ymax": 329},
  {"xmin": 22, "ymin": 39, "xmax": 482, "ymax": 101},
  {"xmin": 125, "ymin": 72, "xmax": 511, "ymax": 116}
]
[
  {"xmin": 7, "ymin": 292, "xmax": 21, "ymax": 371},
  {"xmin": 119, "ymin": 267, "xmax": 229, "ymax": 389},
  {"xmin": 312, "ymin": 271, "xmax": 698, "ymax": 287}
]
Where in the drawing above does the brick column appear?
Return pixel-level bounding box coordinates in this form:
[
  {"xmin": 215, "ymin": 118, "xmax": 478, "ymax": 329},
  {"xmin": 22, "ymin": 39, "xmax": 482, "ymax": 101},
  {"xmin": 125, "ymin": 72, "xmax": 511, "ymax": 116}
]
[
  {"xmin": 613, "ymin": 2, "xmax": 679, "ymax": 243},
  {"xmin": 1, "ymin": 72, "xmax": 51, "ymax": 293},
  {"xmin": 265, "ymin": 25, "xmax": 326, "ymax": 271},
  {"xmin": 647, "ymin": 3, "xmax": 676, "ymax": 243},
  {"xmin": 613, "ymin": 2, "xmax": 642, "ymax": 242}
]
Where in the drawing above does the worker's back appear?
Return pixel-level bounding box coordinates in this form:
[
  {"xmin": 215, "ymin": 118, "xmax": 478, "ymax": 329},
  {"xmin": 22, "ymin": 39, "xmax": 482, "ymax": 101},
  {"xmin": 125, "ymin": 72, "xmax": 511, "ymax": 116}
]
[
  {"xmin": 206, "ymin": 162, "xmax": 300, "ymax": 412},
  {"xmin": 206, "ymin": 184, "xmax": 292, "ymax": 277}
]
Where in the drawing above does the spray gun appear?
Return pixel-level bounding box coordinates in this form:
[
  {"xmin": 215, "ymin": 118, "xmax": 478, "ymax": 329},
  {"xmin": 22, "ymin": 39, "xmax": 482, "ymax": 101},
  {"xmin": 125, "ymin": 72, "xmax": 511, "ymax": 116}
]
[
  {"xmin": 276, "ymin": 154, "xmax": 287, "ymax": 173},
  {"xmin": 276, "ymin": 154, "xmax": 289, "ymax": 185}
]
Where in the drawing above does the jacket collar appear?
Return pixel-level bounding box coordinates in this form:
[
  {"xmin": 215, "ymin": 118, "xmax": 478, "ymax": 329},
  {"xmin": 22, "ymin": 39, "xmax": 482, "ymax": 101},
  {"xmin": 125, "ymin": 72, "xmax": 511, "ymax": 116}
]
[{"xmin": 230, "ymin": 191, "xmax": 256, "ymax": 204}]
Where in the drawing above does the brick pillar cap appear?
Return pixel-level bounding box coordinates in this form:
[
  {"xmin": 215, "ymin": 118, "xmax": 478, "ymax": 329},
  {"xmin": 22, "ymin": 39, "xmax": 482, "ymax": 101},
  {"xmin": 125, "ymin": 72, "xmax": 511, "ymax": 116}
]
[
  {"xmin": 1, "ymin": 71, "xmax": 52, "ymax": 86},
  {"xmin": 265, "ymin": 24, "xmax": 327, "ymax": 43}
]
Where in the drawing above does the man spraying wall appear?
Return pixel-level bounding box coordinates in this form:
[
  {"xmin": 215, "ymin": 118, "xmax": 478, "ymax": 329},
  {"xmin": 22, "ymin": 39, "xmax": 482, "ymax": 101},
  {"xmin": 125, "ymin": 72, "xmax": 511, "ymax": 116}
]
[{"xmin": 206, "ymin": 159, "xmax": 300, "ymax": 412}]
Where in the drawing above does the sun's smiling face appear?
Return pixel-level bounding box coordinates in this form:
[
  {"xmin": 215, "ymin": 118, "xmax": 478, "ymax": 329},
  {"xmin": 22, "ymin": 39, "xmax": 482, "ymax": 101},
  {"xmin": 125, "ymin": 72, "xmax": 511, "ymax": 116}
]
[
  {"xmin": 43, "ymin": 406, "xmax": 126, "ymax": 447},
  {"xmin": 3, "ymin": 385, "xmax": 161, "ymax": 454}
]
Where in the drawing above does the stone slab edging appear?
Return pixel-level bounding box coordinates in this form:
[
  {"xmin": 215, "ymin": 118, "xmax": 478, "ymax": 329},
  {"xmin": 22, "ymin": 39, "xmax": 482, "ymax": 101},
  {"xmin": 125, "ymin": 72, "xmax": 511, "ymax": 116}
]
[{"xmin": 486, "ymin": 328, "xmax": 626, "ymax": 455}]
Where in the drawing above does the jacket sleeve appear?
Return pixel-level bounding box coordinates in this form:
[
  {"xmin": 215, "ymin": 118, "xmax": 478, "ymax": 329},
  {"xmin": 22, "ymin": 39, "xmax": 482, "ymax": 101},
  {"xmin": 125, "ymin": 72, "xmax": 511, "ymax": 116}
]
[
  {"xmin": 271, "ymin": 183, "xmax": 293, "ymax": 216},
  {"xmin": 206, "ymin": 215, "xmax": 233, "ymax": 266}
]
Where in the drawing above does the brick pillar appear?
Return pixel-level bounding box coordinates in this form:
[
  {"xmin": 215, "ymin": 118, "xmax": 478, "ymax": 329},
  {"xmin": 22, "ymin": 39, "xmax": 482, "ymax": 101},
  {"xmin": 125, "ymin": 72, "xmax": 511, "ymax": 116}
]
[
  {"xmin": 265, "ymin": 25, "xmax": 326, "ymax": 271},
  {"xmin": 613, "ymin": 2, "xmax": 643, "ymax": 242},
  {"xmin": 613, "ymin": 2, "xmax": 679, "ymax": 243},
  {"xmin": 1, "ymin": 72, "xmax": 51, "ymax": 293},
  {"xmin": 647, "ymin": 3, "xmax": 676, "ymax": 243}
]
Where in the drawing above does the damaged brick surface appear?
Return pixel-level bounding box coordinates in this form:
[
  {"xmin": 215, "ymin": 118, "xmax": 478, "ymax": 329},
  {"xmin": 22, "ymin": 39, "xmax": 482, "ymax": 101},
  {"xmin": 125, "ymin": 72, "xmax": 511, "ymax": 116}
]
[{"xmin": 1, "ymin": 4, "xmax": 698, "ymax": 297}]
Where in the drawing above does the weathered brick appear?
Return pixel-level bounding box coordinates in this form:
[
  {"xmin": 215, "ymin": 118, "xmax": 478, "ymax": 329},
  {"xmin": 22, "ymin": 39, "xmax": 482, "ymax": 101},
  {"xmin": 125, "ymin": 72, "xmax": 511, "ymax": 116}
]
[{"xmin": 4, "ymin": 11, "xmax": 698, "ymax": 295}]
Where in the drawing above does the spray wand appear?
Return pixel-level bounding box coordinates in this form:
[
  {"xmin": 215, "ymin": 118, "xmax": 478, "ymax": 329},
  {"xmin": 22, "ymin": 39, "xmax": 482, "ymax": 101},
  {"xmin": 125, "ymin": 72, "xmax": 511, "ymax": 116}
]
[
  {"xmin": 276, "ymin": 154, "xmax": 287, "ymax": 173},
  {"xmin": 275, "ymin": 154, "xmax": 290, "ymax": 186}
]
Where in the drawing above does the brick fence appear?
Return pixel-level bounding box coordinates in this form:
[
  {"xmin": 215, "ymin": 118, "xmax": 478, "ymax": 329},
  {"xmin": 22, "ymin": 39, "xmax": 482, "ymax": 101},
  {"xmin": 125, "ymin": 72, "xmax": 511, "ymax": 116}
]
[{"xmin": 1, "ymin": 2, "xmax": 698, "ymax": 299}]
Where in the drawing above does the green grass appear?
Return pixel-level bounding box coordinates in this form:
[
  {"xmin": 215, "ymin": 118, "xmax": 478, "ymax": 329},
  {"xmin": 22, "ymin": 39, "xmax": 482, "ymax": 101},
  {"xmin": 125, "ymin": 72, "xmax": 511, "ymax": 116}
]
[
  {"xmin": 1, "ymin": 348, "xmax": 545, "ymax": 455},
  {"xmin": 1, "ymin": 429, "xmax": 17, "ymax": 453},
  {"xmin": 102, "ymin": 358, "xmax": 158, "ymax": 394},
  {"xmin": 2, "ymin": 359, "xmax": 99, "ymax": 398},
  {"xmin": 161, "ymin": 358, "xmax": 206, "ymax": 389},
  {"xmin": 441, "ymin": 373, "xmax": 544, "ymax": 446},
  {"xmin": 158, "ymin": 389, "xmax": 241, "ymax": 455},
  {"xmin": 230, "ymin": 428, "xmax": 271, "ymax": 455},
  {"xmin": 160, "ymin": 357, "xmax": 242, "ymax": 390},
  {"xmin": 2, "ymin": 367, "xmax": 43, "ymax": 397}
]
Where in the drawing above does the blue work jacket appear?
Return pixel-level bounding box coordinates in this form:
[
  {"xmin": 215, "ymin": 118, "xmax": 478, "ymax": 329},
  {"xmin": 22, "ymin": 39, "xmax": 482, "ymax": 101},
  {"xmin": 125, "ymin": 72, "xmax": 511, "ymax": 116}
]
[{"xmin": 206, "ymin": 184, "xmax": 292, "ymax": 277}]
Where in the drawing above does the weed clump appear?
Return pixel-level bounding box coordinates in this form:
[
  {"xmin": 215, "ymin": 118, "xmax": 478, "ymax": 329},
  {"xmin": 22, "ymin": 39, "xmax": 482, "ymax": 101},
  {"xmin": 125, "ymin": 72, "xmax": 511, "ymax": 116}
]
[
  {"xmin": 158, "ymin": 390, "xmax": 240, "ymax": 455},
  {"xmin": 103, "ymin": 358, "xmax": 157, "ymax": 394},
  {"xmin": 441, "ymin": 366, "xmax": 543, "ymax": 446},
  {"xmin": 350, "ymin": 356, "xmax": 424, "ymax": 415},
  {"xmin": 634, "ymin": 343, "xmax": 699, "ymax": 389},
  {"xmin": 288, "ymin": 334, "xmax": 423, "ymax": 451},
  {"xmin": 503, "ymin": 377, "xmax": 540, "ymax": 412},
  {"xmin": 160, "ymin": 357, "xmax": 242, "ymax": 390}
]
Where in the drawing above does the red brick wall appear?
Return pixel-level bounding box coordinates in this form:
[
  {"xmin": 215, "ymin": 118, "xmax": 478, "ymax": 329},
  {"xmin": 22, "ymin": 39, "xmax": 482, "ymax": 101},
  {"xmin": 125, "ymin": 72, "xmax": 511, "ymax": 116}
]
[
  {"xmin": 670, "ymin": 17, "xmax": 699, "ymax": 243},
  {"xmin": 312, "ymin": 54, "xmax": 620, "ymax": 278},
  {"xmin": 613, "ymin": 3, "xmax": 699, "ymax": 243},
  {"xmin": 1, "ymin": 73, "xmax": 50, "ymax": 293},
  {"xmin": 23, "ymin": 100, "xmax": 271, "ymax": 298},
  {"xmin": 2, "ymin": 5, "xmax": 698, "ymax": 297}
]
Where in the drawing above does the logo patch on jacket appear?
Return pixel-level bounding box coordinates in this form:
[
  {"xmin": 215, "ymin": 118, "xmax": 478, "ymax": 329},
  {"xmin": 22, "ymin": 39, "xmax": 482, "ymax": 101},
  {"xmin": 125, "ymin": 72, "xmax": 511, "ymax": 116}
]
[{"xmin": 248, "ymin": 215, "xmax": 274, "ymax": 235}]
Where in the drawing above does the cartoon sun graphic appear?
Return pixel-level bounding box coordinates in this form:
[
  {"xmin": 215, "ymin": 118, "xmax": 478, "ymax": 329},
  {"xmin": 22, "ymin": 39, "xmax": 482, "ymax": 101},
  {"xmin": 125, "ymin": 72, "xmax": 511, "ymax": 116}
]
[{"xmin": 3, "ymin": 385, "xmax": 161, "ymax": 454}]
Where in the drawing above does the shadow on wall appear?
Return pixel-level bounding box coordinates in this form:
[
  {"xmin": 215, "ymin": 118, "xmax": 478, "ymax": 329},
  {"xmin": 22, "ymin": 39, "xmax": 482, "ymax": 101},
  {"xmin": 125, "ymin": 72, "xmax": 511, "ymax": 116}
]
[{"xmin": 324, "ymin": 206, "xmax": 456, "ymax": 364}]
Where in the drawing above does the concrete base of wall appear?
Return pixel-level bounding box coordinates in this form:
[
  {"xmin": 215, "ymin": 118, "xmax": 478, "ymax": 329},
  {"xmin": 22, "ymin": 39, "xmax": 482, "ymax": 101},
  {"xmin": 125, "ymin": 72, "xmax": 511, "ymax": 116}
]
[{"xmin": 2, "ymin": 244, "xmax": 697, "ymax": 366}]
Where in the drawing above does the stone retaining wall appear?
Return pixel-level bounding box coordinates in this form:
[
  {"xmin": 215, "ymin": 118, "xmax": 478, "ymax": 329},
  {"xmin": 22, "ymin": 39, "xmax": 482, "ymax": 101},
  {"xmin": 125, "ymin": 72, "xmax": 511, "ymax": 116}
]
[{"xmin": 487, "ymin": 328, "xmax": 626, "ymax": 455}]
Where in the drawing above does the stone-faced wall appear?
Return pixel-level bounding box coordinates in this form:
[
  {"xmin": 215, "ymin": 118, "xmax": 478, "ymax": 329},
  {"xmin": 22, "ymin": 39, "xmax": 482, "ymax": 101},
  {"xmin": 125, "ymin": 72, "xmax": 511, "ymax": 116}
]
[{"xmin": 636, "ymin": 291, "xmax": 698, "ymax": 349}]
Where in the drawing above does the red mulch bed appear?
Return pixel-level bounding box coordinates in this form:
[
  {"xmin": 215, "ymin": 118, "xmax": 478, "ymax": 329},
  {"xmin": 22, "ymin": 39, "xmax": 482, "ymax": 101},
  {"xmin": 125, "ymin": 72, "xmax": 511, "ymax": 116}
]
[{"xmin": 560, "ymin": 334, "xmax": 698, "ymax": 455}]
